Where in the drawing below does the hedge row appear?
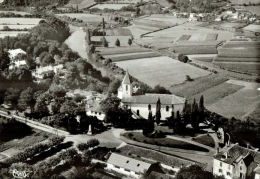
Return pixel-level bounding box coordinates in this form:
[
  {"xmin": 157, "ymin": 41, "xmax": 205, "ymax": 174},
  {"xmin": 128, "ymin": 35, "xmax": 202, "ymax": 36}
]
[
  {"xmin": 99, "ymin": 47, "xmax": 151, "ymax": 56},
  {"xmin": 5, "ymin": 136, "xmax": 65, "ymax": 165},
  {"xmin": 218, "ymin": 47, "xmax": 260, "ymax": 58},
  {"xmin": 171, "ymin": 45, "xmax": 217, "ymax": 55}
]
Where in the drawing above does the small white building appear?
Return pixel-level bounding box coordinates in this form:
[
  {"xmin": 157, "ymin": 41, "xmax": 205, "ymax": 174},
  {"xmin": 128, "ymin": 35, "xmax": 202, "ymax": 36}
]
[
  {"xmin": 118, "ymin": 71, "xmax": 185, "ymax": 120},
  {"xmin": 85, "ymin": 92, "xmax": 106, "ymax": 121},
  {"xmin": 32, "ymin": 64, "xmax": 64, "ymax": 80},
  {"xmin": 213, "ymin": 144, "xmax": 260, "ymax": 179},
  {"xmin": 106, "ymin": 153, "xmax": 163, "ymax": 178},
  {"xmin": 8, "ymin": 49, "xmax": 27, "ymax": 70}
]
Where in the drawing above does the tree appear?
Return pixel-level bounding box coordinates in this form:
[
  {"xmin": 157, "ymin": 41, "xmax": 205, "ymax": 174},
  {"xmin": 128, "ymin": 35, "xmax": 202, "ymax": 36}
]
[
  {"xmin": 101, "ymin": 37, "xmax": 108, "ymax": 47},
  {"xmin": 155, "ymin": 98, "xmax": 161, "ymax": 124},
  {"xmin": 18, "ymin": 87, "xmax": 35, "ymax": 112},
  {"xmin": 0, "ymin": 50, "xmax": 10, "ymax": 70},
  {"xmin": 115, "ymin": 39, "xmax": 120, "ymax": 47},
  {"xmin": 191, "ymin": 99, "xmax": 199, "ymax": 130},
  {"xmin": 87, "ymin": 138, "xmax": 100, "ymax": 148},
  {"xmin": 4, "ymin": 88, "xmax": 20, "ymax": 108},
  {"xmin": 34, "ymin": 93, "xmax": 50, "ymax": 116},
  {"xmin": 108, "ymin": 78, "xmax": 121, "ymax": 95},
  {"xmin": 176, "ymin": 165, "xmax": 221, "ymax": 179},
  {"xmin": 60, "ymin": 100, "xmax": 79, "ymax": 115},
  {"xmin": 128, "ymin": 38, "xmax": 132, "ymax": 46},
  {"xmin": 85, "ymin": 28, "xmax": 92, "ymax": 46}
]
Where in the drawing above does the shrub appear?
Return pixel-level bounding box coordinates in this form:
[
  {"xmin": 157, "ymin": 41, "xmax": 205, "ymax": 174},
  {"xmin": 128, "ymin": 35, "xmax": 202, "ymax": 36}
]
[
  {"xmin": 77, "ymin": 143, "xmax": 89, "ymax": 151},
  {"xmin": 87, "ymin": 139, "xmax": 100, "ymax": 148}
]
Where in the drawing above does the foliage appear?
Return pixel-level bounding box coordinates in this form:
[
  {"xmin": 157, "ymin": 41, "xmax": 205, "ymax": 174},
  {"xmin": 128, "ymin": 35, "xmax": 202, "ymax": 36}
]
[
  {"xmin": 176, "ymin": 165, "xmax": 221, "ymax": 179},
  {"xmin": 2, "ymin": 0, "xmax": 70, "ymax": 7},
  {"xmin": 18, "ymin": 87, "xmax": 35, "ymax": 111},
  {"xmin": 115, "ymin": 39, "xmax": 120, "ymax": 47}
]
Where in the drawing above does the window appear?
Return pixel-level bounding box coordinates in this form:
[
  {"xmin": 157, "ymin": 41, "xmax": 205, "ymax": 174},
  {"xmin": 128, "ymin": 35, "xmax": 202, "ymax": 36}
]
[
  {"xmin": 126, "ymin": 85, "xmax": 128, "ymax": 91},
  {"xmin": 126, "ymin": 105, "xmax": 128, "ymax": 109},
  {"xmin": 125, "ymin": 169, "xmax": 130, "ymax": 172},
  {"xmin": 137, "ymin": 110, "xmax": 140, "ymax": 116},
  {"xmin": 240, "ymin": 166, "xmax": 242, "ymax": 170},
  {"xmin": 227, "ymin": 172, "xmax": 230, "ymax": 176},
  {"xmin": 219, "ymin": 169, "xmax": 222, "ymax": 173},
  {"xmin": 137, "ymin": 164, "xmax": 140, "ymax": 167},
  {"xmin": 148, "ymin": 104, "xmax": 151, "ymax": 110},
  {"xmin": 115, "ymin": 165, "xmax": 120, "ymax": 169},
  {"xmin": 126, "ymin": 160, "xmax": 129, "ymax": 163},
  {"xmin": 166, "ymin": 106, "xmax": 169, "ymax": 112},
  {"xmin": 220, "ymin": 162, "xmax": 222, "ymax": 167},
  {"xmin": 99, "ymin": 112, "xmax": 101, "ymax": 115},
  {"xmin": 240, "ymin": 173, "xmax": 243, "ymax": 179}
]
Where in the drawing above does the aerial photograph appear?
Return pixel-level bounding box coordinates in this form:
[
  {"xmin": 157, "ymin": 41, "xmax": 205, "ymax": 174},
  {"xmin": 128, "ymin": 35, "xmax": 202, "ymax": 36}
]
[{"xmin": 0, "ymin": 0, "xmax": 259, "ymax": 178}]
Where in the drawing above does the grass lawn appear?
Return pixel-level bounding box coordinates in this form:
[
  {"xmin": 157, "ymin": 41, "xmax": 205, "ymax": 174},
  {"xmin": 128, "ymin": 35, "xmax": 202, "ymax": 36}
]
[
  {"xmin": 118, "ymin": 145, "xmax": 194, "ymax": 167},
  {"xmin": 123, "ymin": 132, "xmax": 209, "ymax": 152},
  {"xmin": 193, "ymin": 135, "xmax": 215, "ymax": 148},
  {"xmin": 116, "ymin": 56, "xmax": 210, "ymax": 88}
]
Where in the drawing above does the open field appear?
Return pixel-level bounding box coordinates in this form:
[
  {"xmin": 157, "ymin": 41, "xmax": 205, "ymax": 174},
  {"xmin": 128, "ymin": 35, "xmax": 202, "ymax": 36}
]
[
  {"xmin": 0, "ymin": 17, "xmax": 41, "ymax": 25},
  {"xmin": 0, "ymin": 24, "xmax": 35, "ymax": 29},
  {"xmin": 169, "ymin": 74, "xmax": 228, "ymax": 98},
  {"xmin": 98, "ymin": 46, "xmax": 151, "ymax": 55},
  {"xmin": 214, "ymin": 57, "xmax": 260, "ymax": 62},
  {"xmin": 230, "ymin": 0, "xmax": 260, "ymax": 4},
  {"xmin": 56, "ymin": 13, "xmax": 109, "ymax": 23},
  {"xmin": 208, "ymin": 81, "xmax": 260, "ymax": 119},
  {"xmin": 106, "ymin": 27, "xmax": 132, "ymax": 36},
  {"xmin": 193, "ymin": 135, "xmax": 215, "ymax": 148},
  {"xmin": 116, "ymin": 56, "xmax": 210, "ymax": 88},
  {"xmin": 0, "ymin": 31, "xmax": 28, "ymax": 38},
  {"xmin": 192, "ymin": 82, "xmax": 244, "ymax": 105},
  {"xmin": 0, "ymin": 10, "xmax": 31, "ymax": 15},
  {"xmin": 66, "ymin": 0, "xmax": 96, "ymax": 9},
  {"xmin": 90, "ymin": 3, "xmax": 129, "ymax": 10},
  {"xmin": 104, "ymin": 51, "xmax": 161, "ymax": 62}
]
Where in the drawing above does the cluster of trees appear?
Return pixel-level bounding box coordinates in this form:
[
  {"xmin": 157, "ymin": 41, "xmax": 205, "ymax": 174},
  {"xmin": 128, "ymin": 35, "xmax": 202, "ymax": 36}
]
[
  {"xmin": 1, "ymin": 0, "xmax": 69, "ymax": 7},
  {"xmin": 168, "ymin": 96, "xmax": 206, "ymax": 134},
  {"xmin": 172, "ymin": 0, "xmax": 219, "ymax": 13}
]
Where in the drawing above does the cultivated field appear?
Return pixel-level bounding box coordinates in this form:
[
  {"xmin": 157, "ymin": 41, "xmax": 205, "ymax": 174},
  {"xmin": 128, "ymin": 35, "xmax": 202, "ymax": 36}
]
[
  {"xmin": 116, "ymin": 56, "xmax": 210, "ymax": 88},
  {"xmin": 66, "ymin": 0, "xmax": 96, "ymax": 9},
  {"xmin": 90, "ymin": 3, "xmax": 129, "ymax": 10},
  {"xmin": 0, "ymin": 31, "xmax": 28, "ymax": 38},
  {"xmin": 0, "ymin": 10, "xmax": 31, "ymax": 15},
  {"xmin": 0, "ymin": 18, "xmax": 41, "ymax": 25},
  {"xmin": 56, "ymin": 13, "xmax": 110, "ymax": 23},
  {"xmin": 230, "ymin": 0, "xmax": 260, "ymax": 5},
  {"xmin": 208, "ymin": 80, "xmax": 260, "ymax": 120}
]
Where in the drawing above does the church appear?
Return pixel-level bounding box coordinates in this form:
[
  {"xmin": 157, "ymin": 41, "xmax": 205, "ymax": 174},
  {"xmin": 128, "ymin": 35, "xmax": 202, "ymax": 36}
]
[{"xmin": 117, "ymin": 71, "xmax": 186, "ymax": 121}]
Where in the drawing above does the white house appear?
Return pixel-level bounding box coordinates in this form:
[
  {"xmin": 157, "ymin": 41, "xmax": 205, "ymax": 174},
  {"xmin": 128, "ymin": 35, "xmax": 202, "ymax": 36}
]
[
  {"xmin": 106, "ymin": 153, "xmax": 163, "ymax": 178},
  {"xmin": 213, "ymin": 144, "xmax": 260, "ymax": 179},
  {"xmin": 255, "ymin": 166, "xmax": 260, "ymax": 179},
  {"xmin": 85, "ymin": 92, "xmax": 106, "ymax": 121},
  {"xmin": 8, "ymin": 49, "xmax": 27, "ymax": 70},
  {"xmin": 32, "ymin": 64, "xmax": 64, "ymax": 80},
  {"xmin": 117, "ymin": 71, "xmax": 185, "ymax": 120}
]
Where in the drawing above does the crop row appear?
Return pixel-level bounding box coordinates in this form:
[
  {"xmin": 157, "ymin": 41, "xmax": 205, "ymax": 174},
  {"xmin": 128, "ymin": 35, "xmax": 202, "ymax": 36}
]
[
  {"xmin": 214, "ymin": 57, "xmax": 260, "ymax": 62},
  {"xmin": 134, "ymin": 19, "xmax": 169, "ymax": 29},
  {"xmin": 218, "ymin": 47, "xmax": 260, "ymax": 58},
  {"xmin": 222, "ymin": 41, "xmax": 260, "ymax": 48},
  {"xmin": 99, "ymin": 47, "xmax": 151, "ymax": 55},
  {"xmin": 170, "ymin": 45, "xmax": 217, "ymax": 55}
]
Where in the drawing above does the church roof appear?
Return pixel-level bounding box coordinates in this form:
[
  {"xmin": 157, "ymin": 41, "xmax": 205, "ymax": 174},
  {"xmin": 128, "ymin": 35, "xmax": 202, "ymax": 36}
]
[
  {"xmin": 122, "ymin": 93, "xmax": 185, "ymax": 105},
  {"xmin": 122, "ymin": 71, "xmax": 131, "ymax": 85}
]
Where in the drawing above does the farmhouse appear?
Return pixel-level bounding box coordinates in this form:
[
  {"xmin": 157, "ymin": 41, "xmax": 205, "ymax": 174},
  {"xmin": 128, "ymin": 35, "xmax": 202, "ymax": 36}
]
[
  {"xmin": 32, "ymin": 64, "xmax": 64, "ymax": 80},
  {"xmin": 213, "ymin": 144, "xmax": 260, "ymax": 179},
  {"xmin": 117, "ymin": 71, "xmax": 185, "ymax": 120},
  {"xmin": 8, "ymin": 48, "xmax": 27, "ymax": 70},
  {"xmin": 106, "ymin": 153, "xmax": 163, "ymax": 178}
]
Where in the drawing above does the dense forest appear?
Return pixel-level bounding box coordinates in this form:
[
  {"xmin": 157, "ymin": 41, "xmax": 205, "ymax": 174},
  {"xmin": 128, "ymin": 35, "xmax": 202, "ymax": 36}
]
[{"xmin": 1, "ymin": 0, "xmax": 70, "ymax": 7}]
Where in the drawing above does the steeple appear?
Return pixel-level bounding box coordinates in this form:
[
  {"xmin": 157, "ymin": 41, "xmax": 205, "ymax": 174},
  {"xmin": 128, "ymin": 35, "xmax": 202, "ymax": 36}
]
[{"xmin": 122, "ymin": 70, "xmax": 131, "ymax": 85}]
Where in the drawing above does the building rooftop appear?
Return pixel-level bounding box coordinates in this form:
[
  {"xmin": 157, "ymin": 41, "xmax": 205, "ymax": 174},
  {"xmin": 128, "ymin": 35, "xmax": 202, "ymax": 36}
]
[
  {"xmin": 8, "ymin": 48, "xmax": 26, "ymax": 60},
  {"xmin": 122, "ymin": 71, "xmax": 131, "ymax": 85},
  {"xmin": 122, "ymin": 93, "xmax": 185, "ymax": 105},
  {"xmin": 107, "ymin": 153, "xmax": 154, "ymax": 174},
  {"xmin": 214, "ymin": 144, "xmax": 260, "ymax": 168}
]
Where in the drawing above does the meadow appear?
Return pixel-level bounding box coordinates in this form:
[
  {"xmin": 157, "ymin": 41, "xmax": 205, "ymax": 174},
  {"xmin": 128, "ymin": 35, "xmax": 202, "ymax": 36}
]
[
  {"xmin": 0, "ymin": 17, "xmax": 41, "ymax": 25},
  {"xmin": 116, "ymin": 56, "xmax": 210, "ymax": 88},
  {"xmin": 90, "ymin": 4, "xmax": 129, "ymax": 10},
  {"xmin": 56, "ymin": 13, "xmax": 109, "ymax": 23}
]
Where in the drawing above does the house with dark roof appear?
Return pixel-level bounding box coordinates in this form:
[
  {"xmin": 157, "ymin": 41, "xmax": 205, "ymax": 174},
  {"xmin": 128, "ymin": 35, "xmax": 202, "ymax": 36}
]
[
  {"xmin": 117, "ymin": 71, "xmax": 185, "ymax": 121},
  {"xmin": 213, "ymin": 144, "xmax": 260, "ymax": 179},
  {"xmin": 106, "ymin": 153, "xmax": 163, "ymax": 178}
]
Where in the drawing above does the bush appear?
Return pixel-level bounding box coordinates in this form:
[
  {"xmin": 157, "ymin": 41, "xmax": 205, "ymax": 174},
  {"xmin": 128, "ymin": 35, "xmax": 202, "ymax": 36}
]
[
  {"xmin": 77, "ymin": 143, "xmax": 90, "ymax": 151},
  {"xmin": 87, "ymin": 139, "xmax": 100, "ymax": 148}
]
